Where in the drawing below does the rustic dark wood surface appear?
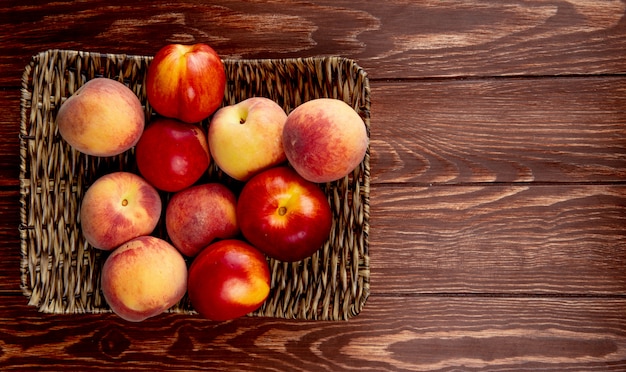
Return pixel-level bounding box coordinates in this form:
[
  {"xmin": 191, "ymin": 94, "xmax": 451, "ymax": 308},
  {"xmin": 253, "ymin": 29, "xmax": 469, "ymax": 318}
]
[{"xmin": 1, "ymin": 1, "xmax": 625, "ymax": 370}]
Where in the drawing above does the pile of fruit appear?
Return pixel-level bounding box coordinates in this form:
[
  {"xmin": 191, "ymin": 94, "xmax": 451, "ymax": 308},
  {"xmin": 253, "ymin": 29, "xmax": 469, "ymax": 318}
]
[{"xmin": 56, "ymin": 43, "xmax": 368, "ymax": 322}]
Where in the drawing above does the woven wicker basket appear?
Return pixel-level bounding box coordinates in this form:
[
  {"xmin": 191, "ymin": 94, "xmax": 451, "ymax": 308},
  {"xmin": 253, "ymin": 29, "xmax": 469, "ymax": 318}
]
[{"xmin": 19, "ymin": 49, "xmax": 370, "ymax": 320}]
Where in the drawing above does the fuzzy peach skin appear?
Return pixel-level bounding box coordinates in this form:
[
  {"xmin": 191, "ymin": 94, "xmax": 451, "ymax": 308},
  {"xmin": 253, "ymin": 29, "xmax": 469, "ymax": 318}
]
[
  {"xmin": 165, "ymin": 183, "xmax": 239, "ymax": 257},
  {"xmin": 80, "ymin": 172, "xmax": 162, "ymax": 250},
  {"xmin": 282, "ymin": 98, "xmax": 368, "ymax": 183},
  {"xmin": 101, "ymin": 236, "xmax": 188, "ymax": 322},
  {"xmin": 208, "ymin": 97, "xmax": 288, "ymax": 181},
  {"xmin": 56, "ymin": 78, "xmax": 145, "ymax": 157}
]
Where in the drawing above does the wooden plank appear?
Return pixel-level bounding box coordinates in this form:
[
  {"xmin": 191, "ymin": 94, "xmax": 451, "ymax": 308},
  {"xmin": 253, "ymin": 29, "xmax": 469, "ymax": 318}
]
[
  {"xmin": 0, "ymin": 94, "xmax": 20, "ymax": 187},
  {"xmin": 1, "ymin": 0, "xmax": 625, "ymax": 85},
  {"xmin": 370, "ymin": 184, "xmax": 626, "ymax": 295},
  {"xmin": 370, "ymin": 77, "xmax": 626, "ymax": 184},
  {"xmin": 0, "ymin": 191, "xmax": 21, "ymax": 294},
  {"xmin": 0, "ymin": 295, "xmax": 625, "ymax": 370}
]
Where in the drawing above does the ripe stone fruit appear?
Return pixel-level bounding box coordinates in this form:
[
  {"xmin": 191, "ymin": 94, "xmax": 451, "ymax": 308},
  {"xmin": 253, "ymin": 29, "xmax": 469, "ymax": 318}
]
[
  {"xmin": 283, "ymin": 98, "xmax": 368, "ymax": 183},
  {"xmin": 237, "ymin": 166, "xmax": 333, "ymax": 262},
  {"xmin": 57, "ymin": 78, "xmax": 145, "ymax": 157},
  {"xmin": 80, "ymin": 172, "xmax": 161, "ymax": 251},
  {"xmin": 166, "ymin": 183, "xmax": 239, "ymax": 257},
  {"xmin": 146, "ymin": 43, "xmax": 226, "ymax": 123},
  {"xmin": 188, "ymin": 239, "xmax": 270, "ymax": 321},
  {"xmin": 135, "ymin": 118, "xmax": 210, "ymax": 192},
  {"xmin": 208, "ymin": 97, "xmax": 288, "ymax": 181},
  {"xmin": 101, "ymin": 236, "xmax": 188, "ymax": 322}
]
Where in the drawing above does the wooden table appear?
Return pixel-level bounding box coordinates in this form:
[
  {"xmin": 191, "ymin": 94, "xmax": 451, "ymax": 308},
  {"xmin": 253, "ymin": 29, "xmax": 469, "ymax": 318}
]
[{"xmin": 1, "ymin": 1, "xmax": 625, "ymax": 370}]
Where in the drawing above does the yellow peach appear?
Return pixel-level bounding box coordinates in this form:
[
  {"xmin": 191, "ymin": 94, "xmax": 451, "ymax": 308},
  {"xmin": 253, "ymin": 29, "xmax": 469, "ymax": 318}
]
[
  {"xmin": 208, "ymin": 97, "xmax": 287, "ymax": 181},
  {"xmin": 165, "ymin": 183, "xmax": 239, "ymax": 257},
  {"xmin": 283, "ymin": 98, "xmax": 368, "ymax": 183},
  {"xmin": 80, "ymin": 172, "xmax": 161, "ymax": 251},
  {"xmin": 101, "ymin": 236, "xmax": 188, "ymax": 322},
  {"xmin": 57, "ymin": 78, "xmax": 145, "ymax": 157}
]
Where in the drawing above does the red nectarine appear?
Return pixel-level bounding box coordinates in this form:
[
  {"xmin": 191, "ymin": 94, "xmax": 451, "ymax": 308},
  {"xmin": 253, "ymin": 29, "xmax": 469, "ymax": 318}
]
[
  {"xmin": 187, "ymin": 239, "xmax": 270, "ymax": 321},
  {"xmin": 237, "ymin": 166, "xmax": 332, "ymax": 262},
  {"xmin": 146, "ymin": 43, "xmax": 226, "ymax": 123}
]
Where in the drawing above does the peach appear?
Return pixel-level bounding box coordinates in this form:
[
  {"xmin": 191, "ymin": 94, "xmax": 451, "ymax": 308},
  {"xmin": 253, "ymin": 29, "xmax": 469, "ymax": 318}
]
[
  {"xmin": 165, "ymin": 183, "xmax": 239, "ymax": 257},
  {"xmin": 101, "ymin": 236, "xmax": 188, "ymax": 322},
  {"xmin": 208, "ymin": 97, "xmax": 288, "ymax": 181},
  {"xmin": 57, "ymin": 78, "xmax": 145, "ymax": 157},
  {"xmin": 282, "ymin": 98, "xmax": 368, "ymax": 183},
  {"xmin": 80, "ymin": 172, "xmax": 162, "ymax": 251}
]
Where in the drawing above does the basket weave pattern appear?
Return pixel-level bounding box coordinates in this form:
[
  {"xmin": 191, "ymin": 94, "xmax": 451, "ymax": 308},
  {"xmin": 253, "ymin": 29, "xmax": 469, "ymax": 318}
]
[{"xmin": 19, "ymin": 49, "xmax": 370, "ymax": 320}]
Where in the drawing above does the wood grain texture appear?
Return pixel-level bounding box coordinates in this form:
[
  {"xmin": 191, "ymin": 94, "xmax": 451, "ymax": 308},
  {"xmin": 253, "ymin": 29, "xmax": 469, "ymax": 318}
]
[
  {"xmin": 1, "ymin": 296, "xmax": 626, "ymax": 371},
  {"xmin": 1, "ymin": 0, "xmax": 625, "ymax": 86},
  {"xmin": 0, "ymin": 94, "xmax": 20, "ymax": 187},
  {"xmin": 370, "ymin": 184, "xmax": 626, "ymax": 295},
  {"xmin": 0, "ymin": 190, "xmax": 21, "ymax": 294},
  {"xmin": 1, "ymin": 0, "xmax": 625, "ymax": 369},
  {"xmin": 370, "ymin": 77, "xmax": 626, "ymax": 184}
]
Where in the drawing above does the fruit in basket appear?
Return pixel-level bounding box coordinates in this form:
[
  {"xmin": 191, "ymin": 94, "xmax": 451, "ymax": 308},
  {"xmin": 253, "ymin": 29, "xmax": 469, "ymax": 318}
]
[
  {"xmin": 80, "ymin": 172, "xmax": 161, "ymax": 251},
  {"xmin": 135, "ymin": 118, "xmax": 210, "ymax": 192},
  {"xmin": 146, "ymin": 43, "xmax": 226, "ymax": 123},
  {"xmin": 282, "ymin": 98, "xmax": 368, "ymax": 183},
  {"xmin": 237, "ymin": 166, "xmax": 332, "ymax": 262},
  {"xmin": 208, "ymin": 97, "xmax": 288, "ymax": 181},
  {"xmin": 56, "ymin": 78, "xmax": 145, "ymax": 157},
  {"xmin": 101, "ymin": 236, "xmax": 188, "ymax": 322},
  {"xmin": 166, "ymin": 183, "xmax": 239, "ymax": 257},
  {"xmin": 187, "ymin": 239, "xmax": 270, "ymax": 321}
]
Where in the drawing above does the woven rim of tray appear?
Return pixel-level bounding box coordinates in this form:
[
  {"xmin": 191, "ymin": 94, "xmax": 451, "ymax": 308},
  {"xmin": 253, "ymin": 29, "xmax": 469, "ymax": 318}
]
[{"xmin": 19, "ymin": 49, "xmax": 370, "ymax": 320}]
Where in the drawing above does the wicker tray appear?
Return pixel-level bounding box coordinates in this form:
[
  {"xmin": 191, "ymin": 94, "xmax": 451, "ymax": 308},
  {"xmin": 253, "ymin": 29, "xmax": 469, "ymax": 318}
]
[{"xmin": 19, "ymin": 49, "xmax": 370, "ymax": 321}]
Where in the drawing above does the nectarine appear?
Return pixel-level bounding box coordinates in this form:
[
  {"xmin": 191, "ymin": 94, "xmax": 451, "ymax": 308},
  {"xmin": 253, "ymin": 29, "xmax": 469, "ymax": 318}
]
[
  {"xmin": 146, "ymin": 43, "xmax": 226, "ymax": 123},
  {"xmin": 135, "ymin": 118, "xmax": 211, "ymax": 192},
  {"xmin": 187, "ymin": 239, "xmax": 270, "ymax": 321},
  {"xmin": 237, "ymin": 166, "xmax": 332, "ymax": 262}
]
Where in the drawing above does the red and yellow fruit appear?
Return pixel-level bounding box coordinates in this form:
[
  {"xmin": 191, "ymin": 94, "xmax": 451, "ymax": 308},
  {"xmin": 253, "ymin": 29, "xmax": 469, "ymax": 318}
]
[
  {"xmin": 65, "ymin": 42, "xmax": 370, "ymax": 322},
  {"xmin": 101, "ymin": 236, "xmax": 188, "ymax": 322},
  {"xmin": 283, "ymin": 98, "xmax": 368, "ymax": 183},
  {"xmin": 135, "ymin": 117, "xmax": 210, "ymax": 192},
  {"xmin": 237, "ymin": 166, "xmax": 333, "ymax": 262},
  {"xmin": 166, "ymin": 183, "xmax": 239, "ymax": 257},
  {"xmin": 208, "ymin": 97, "xmax": 288, "ymax": 181},
  {"xmin": 80, "ymin": 172, "xmax": 162, "ymax": 251},
  {"xmin": 146, "ymin": 43, "xmax": 226, "ymax": 123},
  {"xmin": 187, "ymin": 239, "xmax": 271, "ymax": 321},
  {"xmin": 57, "ymin": 78, "xmax": 145, "ymax": 157}
]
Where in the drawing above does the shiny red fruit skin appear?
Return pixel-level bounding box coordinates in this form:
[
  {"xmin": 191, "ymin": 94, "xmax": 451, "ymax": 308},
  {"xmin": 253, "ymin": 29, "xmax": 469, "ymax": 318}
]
[
  {"xmin": 188, "ymin": 239, "xmax": 271, "ymax": 321},
  {"xmin": 135, "ymin": 118, "xmax": 210, "ymax": 192},
  {"xmin": 146, "ymin": 43, "xmax": 226, "ymax": 123},
  {"xmin": 237, "ymin": 166, "xmax": 333, "ymax": 262}
]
